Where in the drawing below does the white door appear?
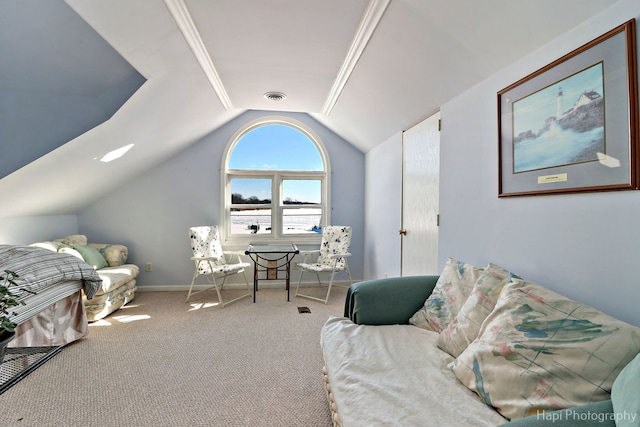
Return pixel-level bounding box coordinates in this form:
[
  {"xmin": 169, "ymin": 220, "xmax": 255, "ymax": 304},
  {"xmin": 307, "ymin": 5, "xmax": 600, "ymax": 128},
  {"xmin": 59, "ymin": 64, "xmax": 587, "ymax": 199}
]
[{"xmin": 401, "ymin": 111, "xmax": 440, "ymax": 276}]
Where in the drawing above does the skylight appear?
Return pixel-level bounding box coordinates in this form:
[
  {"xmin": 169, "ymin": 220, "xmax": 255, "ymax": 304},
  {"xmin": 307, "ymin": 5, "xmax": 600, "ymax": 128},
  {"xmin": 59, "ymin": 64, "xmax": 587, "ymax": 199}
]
[{"xmin": 99, "ymin": 144, "xmax": 135, "ymax": 163}]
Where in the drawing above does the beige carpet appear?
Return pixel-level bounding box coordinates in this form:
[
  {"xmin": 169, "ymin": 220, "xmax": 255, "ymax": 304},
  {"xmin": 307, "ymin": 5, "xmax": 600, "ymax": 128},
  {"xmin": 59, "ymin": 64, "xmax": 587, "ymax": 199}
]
[{"xmin": 0, "ymin": 286, "xmax": 348, "ymax": 427}]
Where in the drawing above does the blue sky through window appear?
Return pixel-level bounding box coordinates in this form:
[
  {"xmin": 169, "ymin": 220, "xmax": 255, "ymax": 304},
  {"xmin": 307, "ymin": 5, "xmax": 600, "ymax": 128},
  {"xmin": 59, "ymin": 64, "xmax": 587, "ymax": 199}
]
[
  {"xmin": 231, "ymin": 178, "xmax": 271, "ymax": 203},
  {"xmin": 229, "ymin": 124, "xmax": 323, "ymax": 171},
  {"xmin": 229, "ymin": 124, "xmax": 323, "ymax": 203},
  {"xmin": 283, "ymin": 179, "xmax": 320, "ymax": 204}
]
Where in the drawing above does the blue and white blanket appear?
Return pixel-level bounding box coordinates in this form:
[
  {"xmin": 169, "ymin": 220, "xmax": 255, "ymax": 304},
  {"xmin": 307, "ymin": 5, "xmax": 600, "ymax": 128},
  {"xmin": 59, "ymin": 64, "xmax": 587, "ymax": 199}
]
[{"xmin": 0, "ymin": 245, "xmax": 101, "ymax": 300}]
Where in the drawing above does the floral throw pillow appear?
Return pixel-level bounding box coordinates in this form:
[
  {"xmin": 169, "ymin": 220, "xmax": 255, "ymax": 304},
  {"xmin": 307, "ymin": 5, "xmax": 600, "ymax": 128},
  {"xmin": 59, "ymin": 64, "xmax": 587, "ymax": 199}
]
[
  {"xmin": 90, "ymin": 243, "xmax": 129, "ymax": 267},
  {"xmin": 409, "ymin": 257, "xmax": 483, "ymax": 332},
  {"xmin": 60, "ymin": 234, "xmax": 88, "ymax": 246},
  {"xmin": 450, "ymin": 278, "xmax": 640, "ymax": 421},
  {"xmin": 438, "ymin": 263, "xmax": 516, "ymax": 357}
]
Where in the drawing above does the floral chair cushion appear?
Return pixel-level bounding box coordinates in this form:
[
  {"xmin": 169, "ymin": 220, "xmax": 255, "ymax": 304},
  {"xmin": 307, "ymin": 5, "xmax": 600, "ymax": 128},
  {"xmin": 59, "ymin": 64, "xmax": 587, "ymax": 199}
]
[
  {"xmin": 313, "ymin": 226, "xmax": 352, "ymax": 270},
  {"xmin": 189, "ymin": 226, "xmax": 229, "ymax": 274}
]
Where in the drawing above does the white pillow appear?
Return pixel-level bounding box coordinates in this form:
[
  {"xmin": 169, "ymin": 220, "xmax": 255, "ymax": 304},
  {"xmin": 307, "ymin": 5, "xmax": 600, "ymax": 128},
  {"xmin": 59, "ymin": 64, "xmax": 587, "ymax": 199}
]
[
  {"xmin": 450, "ymin": 279, "xmax": 640, "ymax": 420},
  {"xmin": 438, "ymin": 263, "xmax": 514, "ymax": 357},
  {"xmin": 409, "ymin": 257, "xmax": 483, "ymax": 332},
  {"xmin": 58, "ymin": 246, "xmax": 84, "ymax": 260}
]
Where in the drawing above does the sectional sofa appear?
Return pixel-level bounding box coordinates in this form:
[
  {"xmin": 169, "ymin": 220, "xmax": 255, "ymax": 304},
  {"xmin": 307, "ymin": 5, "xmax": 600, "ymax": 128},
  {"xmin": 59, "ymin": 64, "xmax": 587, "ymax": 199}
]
[
  {"xmin": 31, "ymin": 234, "xmax": 139, "ymax": 321},
  {"xmin": 320, "ymin": 259, "xmax": 640, "ymax": 426}
]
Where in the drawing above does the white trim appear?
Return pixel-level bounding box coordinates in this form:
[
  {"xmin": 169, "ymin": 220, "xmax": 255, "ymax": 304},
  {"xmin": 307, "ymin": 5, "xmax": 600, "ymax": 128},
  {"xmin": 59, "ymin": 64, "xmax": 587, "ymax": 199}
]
[
  {"xmin": 321, "ymin": 0, "xmax": 391, "ymax": 116},
  {"xmin": 138, "ymin": 280, "xmax": 356, "ymax": 292},
  {"xmin": 164, "ymin": 0, "xmax": 233, "ymax": 110},
  {"xmin": 222, "ymin": 116, "xmax": 331, "ymax": 173}
]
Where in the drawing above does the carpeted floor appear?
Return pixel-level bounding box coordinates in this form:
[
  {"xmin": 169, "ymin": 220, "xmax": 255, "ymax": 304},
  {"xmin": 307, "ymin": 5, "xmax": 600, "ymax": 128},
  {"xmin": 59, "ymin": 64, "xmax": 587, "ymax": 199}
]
[{"xmin": 0, "ymin": 286, "xmax": 348, "ymax": 427}]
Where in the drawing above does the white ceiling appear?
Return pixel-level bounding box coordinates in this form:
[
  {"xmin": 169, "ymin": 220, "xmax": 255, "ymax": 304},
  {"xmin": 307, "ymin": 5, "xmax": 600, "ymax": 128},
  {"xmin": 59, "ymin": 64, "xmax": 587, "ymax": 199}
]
[{"xmin": 0, "ymin": 0, "xmax": 620, "ymax": 218}]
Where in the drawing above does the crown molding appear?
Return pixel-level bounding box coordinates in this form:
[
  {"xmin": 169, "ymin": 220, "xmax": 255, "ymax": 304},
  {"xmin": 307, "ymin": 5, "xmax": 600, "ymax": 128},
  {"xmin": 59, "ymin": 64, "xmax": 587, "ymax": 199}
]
[
  {"xmin": 164, "ymin": 0, "xmax": 233, "ymax": 110},
  {"xmin": 321, "ymin": 0, "xmax": 391, "ymax": 116}
]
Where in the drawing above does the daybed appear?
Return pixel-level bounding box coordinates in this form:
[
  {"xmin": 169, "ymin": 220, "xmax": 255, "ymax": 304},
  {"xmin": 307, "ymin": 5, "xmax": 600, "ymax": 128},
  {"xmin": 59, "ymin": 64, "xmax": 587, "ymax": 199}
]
[
  {"xmin": 1, "ymin": 244, "xmax": 101, "ymax": 348},
  {"xmin": 31, "ymin": 235, "xmax": 139, "ymax": 322},
  {"xmin": 321, "ymin": 259, "xmax": 640, "ymax": 427}
]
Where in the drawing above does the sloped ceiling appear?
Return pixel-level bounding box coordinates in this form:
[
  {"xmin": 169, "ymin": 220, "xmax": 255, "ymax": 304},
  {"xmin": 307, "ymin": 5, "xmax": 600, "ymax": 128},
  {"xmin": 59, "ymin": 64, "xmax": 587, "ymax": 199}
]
[
  {"xmin": 0, "ymin": 0, "xmax": 620, "ymax": 218},
  {"xmin": 0, "ymin": 0, "xmax": 146, "ymax": 179}
]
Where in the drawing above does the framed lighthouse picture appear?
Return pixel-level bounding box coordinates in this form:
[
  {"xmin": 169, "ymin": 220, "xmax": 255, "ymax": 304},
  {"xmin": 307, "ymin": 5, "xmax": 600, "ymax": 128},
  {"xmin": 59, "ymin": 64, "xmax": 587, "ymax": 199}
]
[{"xmin": 498, "ymin": 19, "xmax": 638, "ymax": 197}]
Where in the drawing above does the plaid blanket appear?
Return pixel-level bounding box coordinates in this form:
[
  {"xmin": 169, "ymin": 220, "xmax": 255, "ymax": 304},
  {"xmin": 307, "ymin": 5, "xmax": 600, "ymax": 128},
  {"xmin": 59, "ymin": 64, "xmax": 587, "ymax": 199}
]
[{"xmin": 0, "ymin": 245, "xmax": 101, "ymax": 300}]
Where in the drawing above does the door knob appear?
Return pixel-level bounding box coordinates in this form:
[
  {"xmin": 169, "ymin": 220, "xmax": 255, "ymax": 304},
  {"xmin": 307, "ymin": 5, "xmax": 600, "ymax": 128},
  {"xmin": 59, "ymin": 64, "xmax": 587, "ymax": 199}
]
[{"xmin": 398, "ymin": 229, "xmax": 407, "ymax": 236}]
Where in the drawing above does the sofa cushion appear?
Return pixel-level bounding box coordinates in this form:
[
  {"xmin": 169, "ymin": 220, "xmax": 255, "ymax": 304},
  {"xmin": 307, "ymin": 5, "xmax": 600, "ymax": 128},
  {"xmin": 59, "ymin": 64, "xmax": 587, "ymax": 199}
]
[
  {"xmin": 30, "ymin": 241, "xmax": 65, "ymax": 252},
  {"xmin": 85, "ymin": 279, "xmax": 137, "ymax": 322},
  {"xmin": 321, "ymin": 317, "xmax": 508, "ymax": 426},
  {"xmin": 611, "ymin": 352, "xmax": 640, "ymax": 427},
  {"xmin": 58, "ymin": 246, "xmax": 84, "ymax": 260},
  {"xmin": 95, "ymin": 264, "xmax": 140, "ymax": 295},
  {"xmin": 409, "ymin": 257, "xmax": 483, "ymax": 332},
  {"xmin": 450, "ymin": 278, "xmax": 640, "ymax": 421},
  {"xmin": 73, "ymin": 245, "xmax": 108, "ymax": 270},
  {"xmin": 89, "ymin": 243, "xmax": 128, "ymax": 267},
  {"xmin": 438, "ymin": 263, "xmax": 514, "ymax": 357},
  {"xmin": 85, "ymin": 279, "xmax": 137, "ymax": 306},
  {"xmin": 346, "ymin": 276, "xmax": 440, "ymax": 325},
  {"xmin": 60, "ymin": 234, "xmax": 88, "ymax": 246}
]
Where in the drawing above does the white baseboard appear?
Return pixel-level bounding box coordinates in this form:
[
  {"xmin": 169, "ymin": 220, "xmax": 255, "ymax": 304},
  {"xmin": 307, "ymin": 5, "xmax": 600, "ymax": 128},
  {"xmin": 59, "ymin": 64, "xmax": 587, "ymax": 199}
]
[{"xmin": 137, "ymin": 280, "xmax": 357, "ymax": 292}]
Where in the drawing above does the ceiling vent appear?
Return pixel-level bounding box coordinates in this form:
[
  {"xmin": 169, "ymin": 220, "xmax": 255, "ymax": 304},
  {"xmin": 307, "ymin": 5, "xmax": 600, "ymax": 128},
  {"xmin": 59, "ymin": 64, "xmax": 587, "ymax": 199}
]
[{"xmin": 264, "ymin": 92, "xmax": 287, "ymax": 101}]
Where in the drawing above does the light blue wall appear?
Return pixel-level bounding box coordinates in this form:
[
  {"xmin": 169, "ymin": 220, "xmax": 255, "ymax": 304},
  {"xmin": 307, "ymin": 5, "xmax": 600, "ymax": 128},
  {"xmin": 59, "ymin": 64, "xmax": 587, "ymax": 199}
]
[
  {"xmin": 363, "ymin": 132, "xmax": 402, "ymax": 280},
  {"xmin": 364, "ymin": 0, "xmax": 640, "ymax": 326},
  {"xmin": 439, "ymin": 2, "xmax": 640, "ymax": 326},
  {"xmin": 0, "ymin": 215, "xmax": 78, "ymax": 244},
  {"xmin": 78, "ymin": 110, "xmax": 365, "ymax": 288}
]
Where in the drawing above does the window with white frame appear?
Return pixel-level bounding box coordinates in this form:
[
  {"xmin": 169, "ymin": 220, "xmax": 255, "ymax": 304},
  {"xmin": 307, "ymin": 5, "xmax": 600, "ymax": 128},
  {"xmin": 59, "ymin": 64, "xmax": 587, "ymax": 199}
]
[{"xmin": 221, "ymin": 118, "xmax": 330, "ymax": 243}]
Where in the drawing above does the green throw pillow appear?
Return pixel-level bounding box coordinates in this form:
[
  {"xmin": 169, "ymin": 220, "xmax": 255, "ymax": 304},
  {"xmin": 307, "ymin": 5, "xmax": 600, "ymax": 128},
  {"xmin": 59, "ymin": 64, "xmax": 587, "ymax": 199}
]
[
  {"xmin": 611, "ymin": 352, "xmax": 640, "ymax": 427},
  {"xmin": 73, "ymin": 245, "xmax": 108, "ymax": 270}
]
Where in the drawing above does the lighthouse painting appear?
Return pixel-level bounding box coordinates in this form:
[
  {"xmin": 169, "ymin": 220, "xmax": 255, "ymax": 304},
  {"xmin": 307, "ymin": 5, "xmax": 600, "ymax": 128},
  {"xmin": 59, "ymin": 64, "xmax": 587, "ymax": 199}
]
[
  {"xmin": 512, "ymin": 62, "xmax": 605, "ymax": 173},
  {"xmin": 499, "ymin": 19, "xmax": 637, "ymax": 197}
]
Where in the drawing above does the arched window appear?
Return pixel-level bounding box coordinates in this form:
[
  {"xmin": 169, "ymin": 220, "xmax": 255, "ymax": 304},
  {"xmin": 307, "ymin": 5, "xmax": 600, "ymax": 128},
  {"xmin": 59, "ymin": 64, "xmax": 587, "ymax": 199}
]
[{"xmin": 221, "ymin": 117, "xmax": 330, "ymax": 243}]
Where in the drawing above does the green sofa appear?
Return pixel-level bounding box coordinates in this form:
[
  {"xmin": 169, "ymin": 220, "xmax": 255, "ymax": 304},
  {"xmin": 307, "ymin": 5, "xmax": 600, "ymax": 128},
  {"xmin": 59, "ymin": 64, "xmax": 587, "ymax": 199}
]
[{"xmin": 330, "ymin": 275, "xmax": 619, "ymax": 427}]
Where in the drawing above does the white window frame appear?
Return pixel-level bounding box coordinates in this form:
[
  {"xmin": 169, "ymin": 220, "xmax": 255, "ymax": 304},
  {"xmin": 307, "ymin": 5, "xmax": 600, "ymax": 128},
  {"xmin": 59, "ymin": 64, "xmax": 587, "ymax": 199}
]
[{"xmin": 221, "ymin": 116, "xmax": 331, "ymax": 244}]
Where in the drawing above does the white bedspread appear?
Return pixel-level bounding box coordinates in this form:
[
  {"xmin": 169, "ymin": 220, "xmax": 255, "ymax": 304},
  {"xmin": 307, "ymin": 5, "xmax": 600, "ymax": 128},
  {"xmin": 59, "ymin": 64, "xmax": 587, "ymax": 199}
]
[{"xmin": 321, "ymin": 317, "xmax": 508, "ymax": 427}]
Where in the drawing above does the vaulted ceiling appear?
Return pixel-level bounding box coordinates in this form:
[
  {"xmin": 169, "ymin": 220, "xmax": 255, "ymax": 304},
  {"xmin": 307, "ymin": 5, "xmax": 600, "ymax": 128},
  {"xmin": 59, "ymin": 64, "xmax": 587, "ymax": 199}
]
[{"xmin": 0, "ymin": 0, "xmax": 620, "ymax": 218}]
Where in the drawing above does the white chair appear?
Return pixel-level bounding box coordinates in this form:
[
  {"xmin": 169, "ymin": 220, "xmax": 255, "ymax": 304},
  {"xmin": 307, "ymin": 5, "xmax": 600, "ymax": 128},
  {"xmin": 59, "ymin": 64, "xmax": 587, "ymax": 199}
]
[
  {"xmin": 186, "ymin": 226, "xmax": 251, "ymax": 307},
  {"xmin": 295, "ymin": 225, "xmax": 353, "ymax": 304}
]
